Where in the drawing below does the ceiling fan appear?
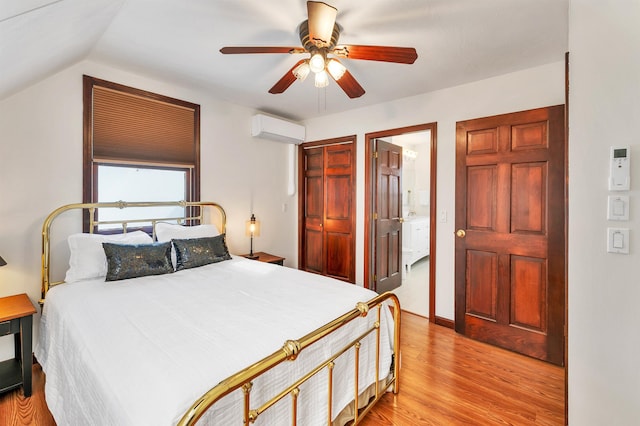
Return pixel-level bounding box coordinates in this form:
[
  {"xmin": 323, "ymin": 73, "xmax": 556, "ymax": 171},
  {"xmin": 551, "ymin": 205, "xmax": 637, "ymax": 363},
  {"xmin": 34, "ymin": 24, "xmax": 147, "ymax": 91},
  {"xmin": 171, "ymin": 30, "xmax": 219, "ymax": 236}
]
[{"xmin": 220, "ymin": 1, "xmax": 418, "ymax": 99}]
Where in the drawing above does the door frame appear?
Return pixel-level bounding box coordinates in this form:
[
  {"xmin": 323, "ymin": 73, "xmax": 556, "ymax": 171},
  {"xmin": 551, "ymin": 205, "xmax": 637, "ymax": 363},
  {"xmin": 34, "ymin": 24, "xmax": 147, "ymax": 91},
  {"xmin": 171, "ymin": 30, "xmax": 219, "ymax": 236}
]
[{"xmin": 364, "ymin": 123, "xmax": 438, "ymax": 322}]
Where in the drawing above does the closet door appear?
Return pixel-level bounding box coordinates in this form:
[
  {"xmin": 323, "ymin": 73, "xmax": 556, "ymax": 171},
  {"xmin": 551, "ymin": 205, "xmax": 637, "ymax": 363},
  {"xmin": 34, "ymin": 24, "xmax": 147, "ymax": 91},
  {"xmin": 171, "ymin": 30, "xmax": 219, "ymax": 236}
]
[{"xmin": 299, "ymin": 138, "xmax": 356, "ymax": 283}]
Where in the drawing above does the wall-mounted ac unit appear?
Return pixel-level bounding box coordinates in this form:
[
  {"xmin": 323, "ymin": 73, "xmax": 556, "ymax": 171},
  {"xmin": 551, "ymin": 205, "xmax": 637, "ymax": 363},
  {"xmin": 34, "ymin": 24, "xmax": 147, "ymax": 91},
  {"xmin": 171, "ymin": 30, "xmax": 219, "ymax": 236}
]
[{"xmin": 251, "ymin": 114, "xmax": 305, "ymax": 145}]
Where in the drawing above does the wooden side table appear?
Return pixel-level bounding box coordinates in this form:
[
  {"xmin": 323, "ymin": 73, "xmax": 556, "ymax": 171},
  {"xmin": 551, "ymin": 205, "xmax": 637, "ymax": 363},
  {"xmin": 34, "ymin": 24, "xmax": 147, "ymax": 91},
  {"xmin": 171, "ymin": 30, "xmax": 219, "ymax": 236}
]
[
  {"xmin": 241, "ymin": 251, "xmax": 285, "ymax": 266},
  {"xmin": 0, "ymin": 293, "xmax": 37, "ymax": 397}
]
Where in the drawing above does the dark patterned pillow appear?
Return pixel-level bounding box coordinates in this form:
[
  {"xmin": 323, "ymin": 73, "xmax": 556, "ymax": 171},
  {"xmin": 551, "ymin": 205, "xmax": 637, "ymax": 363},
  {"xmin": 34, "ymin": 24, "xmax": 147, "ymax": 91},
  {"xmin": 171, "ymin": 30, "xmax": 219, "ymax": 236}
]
[
  {"xmin": 172, "ymin": 234, "xmax": 231, "ymax": 271},
  {"xmin": 102, "ymin": 242, "xmax": 173, "ymax": 281}
]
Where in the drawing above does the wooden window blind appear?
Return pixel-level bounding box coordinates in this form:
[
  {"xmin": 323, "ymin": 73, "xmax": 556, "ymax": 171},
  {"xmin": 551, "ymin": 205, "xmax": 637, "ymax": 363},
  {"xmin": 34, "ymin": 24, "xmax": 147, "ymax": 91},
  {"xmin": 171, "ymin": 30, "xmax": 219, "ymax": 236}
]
[{"xmin": 90, "ymin": 81, "xmax": 199, "ymax": 165}]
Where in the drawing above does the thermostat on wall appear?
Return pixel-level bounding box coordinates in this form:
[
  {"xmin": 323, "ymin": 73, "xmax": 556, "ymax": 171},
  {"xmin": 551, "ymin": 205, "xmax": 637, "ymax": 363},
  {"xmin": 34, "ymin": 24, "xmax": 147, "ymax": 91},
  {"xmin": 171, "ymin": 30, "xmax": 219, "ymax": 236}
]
[{"xmin": 609, "ymin": 146, "xmax": 631, "ymax": 191}]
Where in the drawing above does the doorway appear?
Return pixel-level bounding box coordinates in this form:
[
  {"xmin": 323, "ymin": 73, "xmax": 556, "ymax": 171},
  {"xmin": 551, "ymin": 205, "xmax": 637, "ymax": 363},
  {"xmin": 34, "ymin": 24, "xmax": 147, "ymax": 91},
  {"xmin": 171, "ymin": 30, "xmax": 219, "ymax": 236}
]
[
  {"xmin": 385, "ymin": 132, "xmax": 431, "ymax": 316},
  {"xmin": 365, "ymin": 123, "xmax": 437, "ymax": 321}
]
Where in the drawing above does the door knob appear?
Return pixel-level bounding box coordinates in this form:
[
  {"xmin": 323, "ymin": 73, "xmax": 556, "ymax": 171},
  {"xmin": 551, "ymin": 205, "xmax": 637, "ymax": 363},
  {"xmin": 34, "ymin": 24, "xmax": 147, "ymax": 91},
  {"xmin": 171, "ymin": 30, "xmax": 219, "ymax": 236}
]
[{"xmin": 456, "ymin": 229, "xmax": 466, "ymax": 238}]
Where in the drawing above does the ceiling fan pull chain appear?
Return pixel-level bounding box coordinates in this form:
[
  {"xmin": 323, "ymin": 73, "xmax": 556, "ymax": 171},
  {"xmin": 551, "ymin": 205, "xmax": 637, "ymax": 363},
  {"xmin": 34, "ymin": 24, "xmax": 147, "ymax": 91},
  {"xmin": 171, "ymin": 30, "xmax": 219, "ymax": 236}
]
[{"xmin": 317, "ymin": 86, "xmax": 327, "ymax": 113}]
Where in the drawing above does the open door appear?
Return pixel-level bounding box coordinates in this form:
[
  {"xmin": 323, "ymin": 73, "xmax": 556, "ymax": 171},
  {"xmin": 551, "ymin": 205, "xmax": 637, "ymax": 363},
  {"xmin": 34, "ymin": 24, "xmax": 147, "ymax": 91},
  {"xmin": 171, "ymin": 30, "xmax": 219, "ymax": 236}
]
[
  {"xmin": 374, "ymin": 139, "xmax": 403, "ymax": 293},
  {"xmin": 454, "ymin": 105, "xmax": 565, "ymax": 365}
]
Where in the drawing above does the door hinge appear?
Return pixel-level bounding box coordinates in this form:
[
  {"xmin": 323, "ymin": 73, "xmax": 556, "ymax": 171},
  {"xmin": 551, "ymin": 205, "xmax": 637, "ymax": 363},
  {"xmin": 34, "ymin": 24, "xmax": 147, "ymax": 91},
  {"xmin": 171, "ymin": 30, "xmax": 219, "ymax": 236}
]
[
  {"xmin": 373, "ymin": 274, "xmax": 377, "ymax": 282},
  {"xmin": 373, "ymin": 151, "xmax": 378, "ymax": 159},
  {"xmin": 373, "ymin": 212, "xmax": 378, "ymax": 220}
]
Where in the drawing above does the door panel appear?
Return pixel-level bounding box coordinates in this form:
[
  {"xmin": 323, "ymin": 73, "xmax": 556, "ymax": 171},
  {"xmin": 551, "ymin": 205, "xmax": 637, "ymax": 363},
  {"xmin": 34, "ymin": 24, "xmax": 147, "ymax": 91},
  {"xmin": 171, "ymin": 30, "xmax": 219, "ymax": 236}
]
[
  {"xmin": 467, "ymin": 165, "xmax": 497, "ymax": 231},
  {"xmin": 304, "ymin": 229, "xmax": 323, "ymax": 273},
  {"xmin": 303, "ymin": 147, "xmax": 324, "ymax": 274},
  {"xmin": 511, "ymin": 163, "xmax": 546, "ymax": 233},
  {"xmin": 511, "ymin": 255, "xmax": 546, "ymax": 331},
  {"xmin": 455, "ymin": 105, "xmax": 565, "ymax": 366},
  {"xmin": 324, "ymin": 144, "xmax": 354, "ymax": 282},
  {"xmin": 375, "ymin": 139, "xmax": 402, "ymax": 293},
  {"xmin": 466, "ymin": 249, "xmax": 498, "ymax": 320},
  {"xmin": 326, "ymin": 175, "xmax": 351, "ymax": 232},
  {"xmin": 467, "ymin": 128, "xmax": 498, "ymax": 154},
  {"xmin": 326, "ymin": 232, "xmax": 349, "ymax": 278}
]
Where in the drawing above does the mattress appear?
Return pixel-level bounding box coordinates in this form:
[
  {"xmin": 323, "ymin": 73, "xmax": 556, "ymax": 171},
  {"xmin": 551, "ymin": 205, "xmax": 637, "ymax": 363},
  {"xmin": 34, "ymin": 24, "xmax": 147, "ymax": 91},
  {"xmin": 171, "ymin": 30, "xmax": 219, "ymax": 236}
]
[{"xmin": 35, "ymin": 256, "xmax": 393, "ymax": 425}]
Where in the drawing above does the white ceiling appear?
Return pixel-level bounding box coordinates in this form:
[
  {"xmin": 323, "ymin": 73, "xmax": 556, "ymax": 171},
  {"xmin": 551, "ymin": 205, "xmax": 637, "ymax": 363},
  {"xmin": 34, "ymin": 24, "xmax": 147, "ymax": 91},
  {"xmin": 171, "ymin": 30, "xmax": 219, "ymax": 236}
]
[{"xmin": 0, "ymin": 0, "xmax": 568, "ymax": 121}]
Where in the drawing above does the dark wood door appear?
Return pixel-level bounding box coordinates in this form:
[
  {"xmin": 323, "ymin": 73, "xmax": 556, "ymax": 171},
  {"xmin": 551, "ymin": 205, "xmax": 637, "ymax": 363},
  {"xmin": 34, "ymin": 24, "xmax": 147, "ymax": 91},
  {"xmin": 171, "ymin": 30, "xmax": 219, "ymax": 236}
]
[
  {"xmin": 300, "ymin": 141, "xmax": 355, "ymax": 283},
  {"xmin": 455, "ymin": 105, "xmax": 565, "ymax": 365},
  {"xmin": 374, "ymin": 139, "xmax": 403, "ymax": 293}
]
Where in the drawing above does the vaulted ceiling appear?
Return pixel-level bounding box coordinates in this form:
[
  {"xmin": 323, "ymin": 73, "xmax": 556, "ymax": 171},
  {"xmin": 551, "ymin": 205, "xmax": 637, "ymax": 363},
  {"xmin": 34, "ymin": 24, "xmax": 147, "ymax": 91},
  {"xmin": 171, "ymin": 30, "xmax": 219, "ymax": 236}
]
[{"xmin": 0, "ymin": 0, "xmax": 568, "ymax": 121}]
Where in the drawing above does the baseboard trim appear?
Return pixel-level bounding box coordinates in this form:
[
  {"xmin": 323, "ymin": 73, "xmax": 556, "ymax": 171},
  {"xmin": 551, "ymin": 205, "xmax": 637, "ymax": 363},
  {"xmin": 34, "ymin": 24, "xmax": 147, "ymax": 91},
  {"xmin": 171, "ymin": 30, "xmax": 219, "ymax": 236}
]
[
  {"xmin": 401, "ymin": 310, "xmax": 428, "ymax": 320},
  {"xmin": 434, "ymin": 316, "xmax": 454, "ymax": 329}
]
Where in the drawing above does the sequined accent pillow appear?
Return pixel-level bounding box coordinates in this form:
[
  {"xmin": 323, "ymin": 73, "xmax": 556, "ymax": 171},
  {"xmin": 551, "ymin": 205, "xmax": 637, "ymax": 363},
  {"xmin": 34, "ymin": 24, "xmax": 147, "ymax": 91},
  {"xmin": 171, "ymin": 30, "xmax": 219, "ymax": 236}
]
[
  {"xmin": 102, "ymin": 242, "xmax": 173, "ymax": 281},
  {"xmin": 172, "ymin": 234, "xmax": 231, "ymax": 271}
]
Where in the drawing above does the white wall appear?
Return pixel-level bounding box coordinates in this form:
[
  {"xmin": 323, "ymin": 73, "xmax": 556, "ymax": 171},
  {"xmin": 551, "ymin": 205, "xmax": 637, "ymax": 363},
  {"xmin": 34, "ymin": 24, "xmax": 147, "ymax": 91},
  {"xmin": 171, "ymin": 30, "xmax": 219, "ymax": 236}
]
[
  {"xmin": 0, "ymin": 59, "xmax": 297, "ymax": 358},
  {"xmin": 304, "ymin": 61, "xmax": 565, "ymax": 320},
  {"xmin": 412, "ymin": 141, "xmax": 431, "ymax": 218},
  {"xmin": 568, "ymin": 0, "xmax": 640, "ymax": 423}
]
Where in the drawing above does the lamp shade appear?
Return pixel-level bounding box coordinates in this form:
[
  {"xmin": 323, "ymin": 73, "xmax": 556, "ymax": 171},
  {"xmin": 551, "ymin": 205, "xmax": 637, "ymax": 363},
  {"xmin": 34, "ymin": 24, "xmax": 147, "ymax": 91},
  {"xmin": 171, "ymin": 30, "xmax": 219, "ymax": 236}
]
[
  {"xmin": 293, "ymin": 61, "xmax": 311, "ymax": 81},
  {"xmin": 0, "ymin": 256, "xmax": 6, "ymax": 267},
  {"xmin": 245, "ymin": 214, "xmax": 261, "ymax": 237},
  {"xmin": 326, "ymin": 59, "xmax": 346, "ymax": 81},
  {"xmin": 314, "ymin": 70, "xmax": 329, "ymax": 88},
  {"xmin": 309, "ymin": 52, "xmax": 325, "ymax": 74}
]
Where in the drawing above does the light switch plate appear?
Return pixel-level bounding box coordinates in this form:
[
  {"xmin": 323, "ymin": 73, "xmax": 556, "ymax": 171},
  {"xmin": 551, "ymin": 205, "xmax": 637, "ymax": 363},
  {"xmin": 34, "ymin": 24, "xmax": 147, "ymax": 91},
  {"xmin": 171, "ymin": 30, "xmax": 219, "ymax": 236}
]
[
  {"xmin": 607, "ymin": 195, "xmax": 630, "ymax": 221},
  {"xmin": 607, "ymin": 227, "xmax": 630, "ymax": 254}
]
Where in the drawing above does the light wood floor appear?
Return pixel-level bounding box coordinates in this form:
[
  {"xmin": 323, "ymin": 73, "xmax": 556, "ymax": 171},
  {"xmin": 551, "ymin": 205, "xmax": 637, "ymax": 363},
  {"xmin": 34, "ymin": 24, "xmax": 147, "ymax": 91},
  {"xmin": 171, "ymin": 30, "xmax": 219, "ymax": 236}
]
[{"xmin": 0, "ymin": 312, "xmax": 564, "ymax": 425}]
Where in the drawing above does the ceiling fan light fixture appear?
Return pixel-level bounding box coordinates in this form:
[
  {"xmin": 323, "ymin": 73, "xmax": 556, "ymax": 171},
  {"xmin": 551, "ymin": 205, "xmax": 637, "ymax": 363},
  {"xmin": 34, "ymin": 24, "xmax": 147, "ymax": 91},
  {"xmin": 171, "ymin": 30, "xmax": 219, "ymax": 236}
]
[
  {"xmin": 309, "ymin": 51, "xmax": 326, "ymax": 73},
  {"xmin": 326, "ymin": 58, "xmax": 346, "ymax": 80},
  {"xmin": 293, "ymin": 61, "xmax": 311, "ymax": 81},
  {"xmin": 221, "ymin": 1, "xmax": 417, "ymax": 99},
  {"xmin": 314, "ymin": 70, "xmax": 329, "ymax": 88}
]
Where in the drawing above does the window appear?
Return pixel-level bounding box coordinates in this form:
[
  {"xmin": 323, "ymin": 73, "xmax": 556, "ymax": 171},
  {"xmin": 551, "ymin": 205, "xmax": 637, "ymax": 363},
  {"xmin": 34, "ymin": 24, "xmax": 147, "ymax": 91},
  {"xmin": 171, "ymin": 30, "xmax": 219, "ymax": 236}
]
[
  {"xmin": 96, "ymin": 164, "xmax": 188, "ymax": 230},
  {"xmin": 83, "ymin": 76, "xmax": 200, "ymax": 232}
]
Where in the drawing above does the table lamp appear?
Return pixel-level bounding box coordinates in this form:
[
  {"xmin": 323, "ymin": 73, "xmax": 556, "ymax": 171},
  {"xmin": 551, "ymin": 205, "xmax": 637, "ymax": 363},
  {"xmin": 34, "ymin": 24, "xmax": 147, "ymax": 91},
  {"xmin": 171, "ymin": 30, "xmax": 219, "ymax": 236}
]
[{"xmin": 245, "ymin": 214, "xmax": 260, "ymax": 259}]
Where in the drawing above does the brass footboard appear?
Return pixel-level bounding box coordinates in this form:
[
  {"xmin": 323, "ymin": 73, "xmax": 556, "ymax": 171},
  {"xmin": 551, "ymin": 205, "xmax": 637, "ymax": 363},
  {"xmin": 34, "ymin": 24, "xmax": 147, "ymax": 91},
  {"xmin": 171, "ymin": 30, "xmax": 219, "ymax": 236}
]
[{"xmin": 178, "ymin": 292, "xmax": 401, "ymax": 425}]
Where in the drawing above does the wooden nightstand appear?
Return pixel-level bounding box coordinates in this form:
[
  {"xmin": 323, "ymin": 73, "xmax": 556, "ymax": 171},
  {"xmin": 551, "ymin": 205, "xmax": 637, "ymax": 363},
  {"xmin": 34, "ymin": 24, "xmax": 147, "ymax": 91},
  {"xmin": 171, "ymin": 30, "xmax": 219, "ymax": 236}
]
[
  {"xmin": 241, "ymin": 251, "xmax": 285, "ymax": 266},
  {"xmin": 0, "ymin": 293, "xmax": 36, "ymax": 397}
]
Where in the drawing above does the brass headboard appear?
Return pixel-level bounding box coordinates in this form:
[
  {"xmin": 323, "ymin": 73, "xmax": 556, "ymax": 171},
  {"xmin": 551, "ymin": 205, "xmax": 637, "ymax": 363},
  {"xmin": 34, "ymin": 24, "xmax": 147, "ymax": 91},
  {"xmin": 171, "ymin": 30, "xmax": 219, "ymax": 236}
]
[{"xmin": 41, "ymin": 200, "xmax": 226, "ymax": 304}]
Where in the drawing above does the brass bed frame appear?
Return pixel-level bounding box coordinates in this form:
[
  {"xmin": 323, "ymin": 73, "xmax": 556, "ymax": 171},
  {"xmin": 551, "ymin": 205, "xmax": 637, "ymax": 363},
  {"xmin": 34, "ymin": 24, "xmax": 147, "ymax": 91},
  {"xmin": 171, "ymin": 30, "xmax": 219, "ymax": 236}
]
[{"xmin": 40, "ymin": 201, "xmax": 401, "ymax": 425}]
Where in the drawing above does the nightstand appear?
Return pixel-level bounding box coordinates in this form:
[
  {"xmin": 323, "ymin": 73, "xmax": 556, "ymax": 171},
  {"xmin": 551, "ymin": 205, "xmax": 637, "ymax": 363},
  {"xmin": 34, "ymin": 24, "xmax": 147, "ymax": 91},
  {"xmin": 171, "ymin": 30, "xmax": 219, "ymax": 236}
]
[
  {"xmin": 0, "ymin": 293, "xmax": 36, "ymax": 397},
  {"xmin": 241, "ymin": 251, "xmax": 285, "ymax": 266}
]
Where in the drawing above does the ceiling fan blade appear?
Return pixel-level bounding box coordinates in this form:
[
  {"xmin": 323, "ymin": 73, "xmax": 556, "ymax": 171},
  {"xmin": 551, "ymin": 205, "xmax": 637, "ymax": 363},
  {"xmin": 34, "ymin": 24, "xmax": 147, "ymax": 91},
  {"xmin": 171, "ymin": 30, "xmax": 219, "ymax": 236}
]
[
  {"xmin": 220, "ymin": 46, "xmax": 305, "ymax": 54},
  {"xmin": 332, "ymin": 45, "xmax": 418, "ymax": 64},
  {"xmin": 330, "ymin": 68, "xmax": 365, "ymax": 99},
  {"xmin": 307, "ymin": 1, "xmax": 337, "ymax": 48},
  {"xmin": 269, "ymin": 59, "xmax": 307, "ymax": 94}
]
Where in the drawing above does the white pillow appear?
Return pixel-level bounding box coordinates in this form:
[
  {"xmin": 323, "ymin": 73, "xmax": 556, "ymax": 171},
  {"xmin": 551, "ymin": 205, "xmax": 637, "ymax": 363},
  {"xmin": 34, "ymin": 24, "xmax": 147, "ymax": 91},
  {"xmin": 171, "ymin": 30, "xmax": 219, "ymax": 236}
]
[
  {"xmin": 64, "ymin": 231, "xmax": 153, "ymax": 283},
  {"xmin": 155, "ymin": 223, "xmax": 220, "ymax": 242},
  {"xmin": 155, "ymin": 223, "xmax": 221, "ymax": 269}
]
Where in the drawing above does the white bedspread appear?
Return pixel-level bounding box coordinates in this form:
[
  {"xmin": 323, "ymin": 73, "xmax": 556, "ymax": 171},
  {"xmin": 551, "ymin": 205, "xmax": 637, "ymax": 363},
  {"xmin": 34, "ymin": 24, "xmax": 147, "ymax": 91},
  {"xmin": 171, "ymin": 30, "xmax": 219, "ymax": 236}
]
[{"xmin": 36, "ymin": 256, "xmax": 393, "ymax": 426}]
